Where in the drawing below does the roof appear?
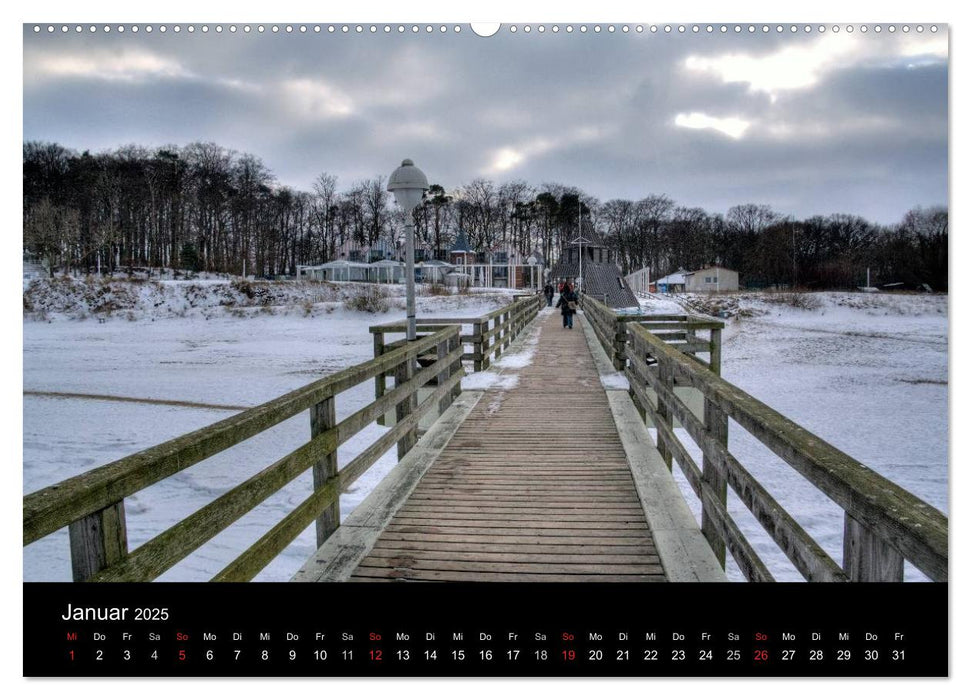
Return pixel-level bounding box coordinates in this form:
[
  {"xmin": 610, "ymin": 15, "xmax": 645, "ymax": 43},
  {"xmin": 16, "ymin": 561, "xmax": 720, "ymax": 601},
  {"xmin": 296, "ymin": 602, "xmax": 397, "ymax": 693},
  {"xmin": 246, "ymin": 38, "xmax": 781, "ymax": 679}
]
[
  {"xmin": 419, "ymin": 259, "xmax": 453, "ymax": 267},
  {"xmin": 657, "ymin": 269, "xmax": 689, "ymax": 284},
  {"xmin": 687, "ymin": 265, "xmax": 736, "ymax": 275},
  {"xmin": 450, "ymin": 231, "xmax": 474, "ymax": 253},
  {"xmin": 371, "ymin": 259, "xmax": 404, "ymax": 267},
  {"xmin": 550, "ymin": 260, "xmax": 639, "ymax": 309},
  {"xmin": 317, "ymin": 260, "xmax": 371, "ymax": 269}
]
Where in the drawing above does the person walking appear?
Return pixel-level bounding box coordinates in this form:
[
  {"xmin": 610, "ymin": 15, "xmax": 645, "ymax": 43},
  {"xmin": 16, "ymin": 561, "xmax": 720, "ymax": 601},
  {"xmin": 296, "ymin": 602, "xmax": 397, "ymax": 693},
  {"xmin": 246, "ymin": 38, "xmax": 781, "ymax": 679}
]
[
  {"xmin": 556, "ymin": 282, "xmax": 579, "ymax": 329},
  {"xmin": 543, "ymin": 282, "xmax": 554, "ymax": 307}
]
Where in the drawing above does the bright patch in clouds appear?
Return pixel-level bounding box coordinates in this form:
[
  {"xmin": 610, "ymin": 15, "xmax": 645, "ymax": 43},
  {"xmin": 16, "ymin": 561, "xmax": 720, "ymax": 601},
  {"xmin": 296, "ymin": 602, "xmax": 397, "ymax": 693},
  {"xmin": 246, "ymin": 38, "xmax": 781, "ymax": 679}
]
[
  {"xmin": 28, "ymin": 50, "xmax": 189, "ymax": 82},
  {"xmin": 675, "ymin": 112, "xmax": 750, "ymax": 139},
  {"xmin": 685, "ymin": 35, "xmax": 855, "ymax": 97},
  {"xmin": 684, "ymin": 33, "xmax": 947, "ymax": 99},
  {"xmin": 280, "ymin": 79, "xmax": 355, "ymax": 120},
  {"xmin": 491, "ymin": 148, "xmax": 525, "ymax": 172}
]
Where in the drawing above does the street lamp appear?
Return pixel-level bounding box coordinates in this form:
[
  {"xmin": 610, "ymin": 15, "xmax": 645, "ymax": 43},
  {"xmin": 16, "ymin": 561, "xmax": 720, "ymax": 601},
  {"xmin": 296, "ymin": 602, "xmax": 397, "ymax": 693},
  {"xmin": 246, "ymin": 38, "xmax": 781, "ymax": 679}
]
[{"xmin": 387, "ymin": 158, "xmax": 428, "ymax": 341}]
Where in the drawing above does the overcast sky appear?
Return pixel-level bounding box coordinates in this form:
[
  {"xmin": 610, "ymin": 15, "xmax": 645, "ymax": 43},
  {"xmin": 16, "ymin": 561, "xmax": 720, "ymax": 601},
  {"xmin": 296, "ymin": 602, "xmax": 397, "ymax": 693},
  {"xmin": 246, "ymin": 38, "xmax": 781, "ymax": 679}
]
[{"xmin": 22, "ymin": 23, "xmax": 947, "ymax": 224}]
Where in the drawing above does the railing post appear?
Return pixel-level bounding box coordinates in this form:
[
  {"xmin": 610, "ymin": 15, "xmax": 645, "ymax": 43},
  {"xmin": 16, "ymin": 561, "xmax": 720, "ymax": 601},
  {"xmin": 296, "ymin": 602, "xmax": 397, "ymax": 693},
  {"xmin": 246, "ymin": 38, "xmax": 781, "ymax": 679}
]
[
  {"xmin": 311, "ymin": 394, "xmax": 339, "ymax": 547},
  {"xmin": 481, "ymin": 317, "xmax": 491, "ymax": 369},
  {"xmin": 69, "ymin": 502, "xmax": 128, "ymax": 581},
  {"xmin": 701, "ymin": 396, "xmax": 729, "ymax": 568},
  {"xmin": 473, "ymin": 320, "xmax": 484, "ymax": 372},
  {"xmin": 843, "ymin": 513, "xmax": 904, "ymax": 581},
  {"xmin": 436, "ymin": 335, "xmax": 451, "ymax": 415},
  {"xmin": 395, "ymin": 354, "xmax": 418, "ymax": 459},
  {"xmin": 448, "ymin": 329, "xmax": 462, "ymax": 402},
  {"xmin": 656, "ymin": 356, "xmax": 674, "ymax": 470},
  {"xmin": 495, "ymin": 314, "xmax": 504, "ymax": 360},
  {"xmin": 373, "ymin": 330, "xmax": 387, "ymax": 426},
  {"xmin": 709, "ymin": 327, "xmax": 722, "ymax": 376}
]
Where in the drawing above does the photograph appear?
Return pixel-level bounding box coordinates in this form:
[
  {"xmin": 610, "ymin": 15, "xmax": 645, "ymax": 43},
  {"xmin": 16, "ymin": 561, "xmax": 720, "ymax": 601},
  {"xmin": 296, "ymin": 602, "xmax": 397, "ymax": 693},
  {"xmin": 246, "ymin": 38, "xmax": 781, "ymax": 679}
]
[{"xmin": 20, "ymin": 17, "xmax": 949, "ymax": 678}]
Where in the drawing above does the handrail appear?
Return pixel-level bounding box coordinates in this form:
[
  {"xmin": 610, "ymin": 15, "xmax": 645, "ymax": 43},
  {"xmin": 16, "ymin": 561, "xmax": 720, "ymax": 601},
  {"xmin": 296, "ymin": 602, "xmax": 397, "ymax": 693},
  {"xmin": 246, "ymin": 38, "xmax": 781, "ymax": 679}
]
[
  {"xmin": 582, "ymin": 294, "xmax": 947, "ymax": 582},
  {"xmin": 23, "ymin": 325, "xmax": 465, "ymax": 582}
]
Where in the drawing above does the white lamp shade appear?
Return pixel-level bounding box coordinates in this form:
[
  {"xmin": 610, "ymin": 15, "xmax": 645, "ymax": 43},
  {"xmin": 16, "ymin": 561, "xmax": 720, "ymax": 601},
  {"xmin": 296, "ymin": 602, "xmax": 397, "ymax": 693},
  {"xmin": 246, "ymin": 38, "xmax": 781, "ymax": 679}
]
[{"xmin": 387, "ymin": 158, "xmax": 429, "ymax": 211}]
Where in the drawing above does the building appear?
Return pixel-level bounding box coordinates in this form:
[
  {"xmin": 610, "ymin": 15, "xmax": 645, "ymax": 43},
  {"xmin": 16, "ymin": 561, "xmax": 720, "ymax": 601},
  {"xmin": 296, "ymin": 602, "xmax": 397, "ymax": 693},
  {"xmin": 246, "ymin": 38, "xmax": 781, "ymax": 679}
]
[
  {"xmin": 298, "ymin": 260, "xmax": 370, "ymax": 282},
  {"xmin": 684, "ymin": 265, "xmax": 739, "ymax": 293},
  {"xmin": 549, "ymin": 228, "xmax": 639, "ymax": 309}
]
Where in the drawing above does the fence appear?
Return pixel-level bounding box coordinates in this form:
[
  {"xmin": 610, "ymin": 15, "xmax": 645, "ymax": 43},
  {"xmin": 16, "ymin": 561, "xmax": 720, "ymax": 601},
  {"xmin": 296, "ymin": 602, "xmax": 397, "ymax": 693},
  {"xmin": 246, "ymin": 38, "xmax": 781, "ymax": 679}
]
[
  {"xmin": 581, "ymin": 295, "xmax": 948, "ymax": 582},
  {"xmin": 23, "ymin": 325, "xmax": 464, "ymax": 582}
]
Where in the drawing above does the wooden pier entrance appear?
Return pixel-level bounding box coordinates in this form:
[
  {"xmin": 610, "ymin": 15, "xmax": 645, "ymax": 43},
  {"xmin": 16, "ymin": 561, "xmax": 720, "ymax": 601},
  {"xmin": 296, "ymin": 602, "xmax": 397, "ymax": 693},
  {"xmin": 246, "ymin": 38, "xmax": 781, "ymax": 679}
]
[{"xmin": 349, "ymin": 310, "xmax": 664, "ymax": 582}]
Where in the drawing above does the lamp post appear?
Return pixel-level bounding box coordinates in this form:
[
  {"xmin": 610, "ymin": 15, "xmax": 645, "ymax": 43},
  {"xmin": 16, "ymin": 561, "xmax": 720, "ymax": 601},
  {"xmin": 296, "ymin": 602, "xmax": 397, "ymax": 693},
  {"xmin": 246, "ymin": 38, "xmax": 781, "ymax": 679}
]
[{"xmin": 388, "ymin": 159, "xmax": 429, "ymax": 341}]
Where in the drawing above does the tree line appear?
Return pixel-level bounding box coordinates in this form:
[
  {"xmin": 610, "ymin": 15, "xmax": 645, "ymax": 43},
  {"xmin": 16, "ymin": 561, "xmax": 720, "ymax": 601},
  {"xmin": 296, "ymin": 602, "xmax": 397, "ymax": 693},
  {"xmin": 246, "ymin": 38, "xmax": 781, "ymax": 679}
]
[{"xmin": 24, "ymin": 141, "xmax": 947, "ymax": 290}]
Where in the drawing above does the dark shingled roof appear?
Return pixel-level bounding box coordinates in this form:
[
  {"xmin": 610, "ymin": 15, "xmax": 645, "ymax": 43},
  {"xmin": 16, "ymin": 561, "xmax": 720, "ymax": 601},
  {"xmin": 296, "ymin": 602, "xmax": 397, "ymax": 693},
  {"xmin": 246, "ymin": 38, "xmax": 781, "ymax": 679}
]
[{"xmin": 550, "ymin": 260, "xmax": 639, "ymax": 309}]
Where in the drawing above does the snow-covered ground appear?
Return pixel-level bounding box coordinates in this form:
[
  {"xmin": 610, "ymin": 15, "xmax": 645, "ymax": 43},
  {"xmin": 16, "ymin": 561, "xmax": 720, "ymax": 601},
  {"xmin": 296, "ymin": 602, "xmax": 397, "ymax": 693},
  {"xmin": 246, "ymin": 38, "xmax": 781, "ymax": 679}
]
[
  {"xmin": 638, "ymin": 291, "xmax": 948, "ymax": 582},
  {"xmin": 23, "ymin": 284, "xmax": 514, "ymax": 582}
]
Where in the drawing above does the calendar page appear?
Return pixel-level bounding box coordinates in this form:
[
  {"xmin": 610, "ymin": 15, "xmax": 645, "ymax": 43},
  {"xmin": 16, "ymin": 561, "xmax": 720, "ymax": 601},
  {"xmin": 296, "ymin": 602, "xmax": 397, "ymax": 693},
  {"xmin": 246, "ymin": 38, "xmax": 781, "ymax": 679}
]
[{"xmin": 21, "ymin": 10, "xmax": 949, "ymax": 680}]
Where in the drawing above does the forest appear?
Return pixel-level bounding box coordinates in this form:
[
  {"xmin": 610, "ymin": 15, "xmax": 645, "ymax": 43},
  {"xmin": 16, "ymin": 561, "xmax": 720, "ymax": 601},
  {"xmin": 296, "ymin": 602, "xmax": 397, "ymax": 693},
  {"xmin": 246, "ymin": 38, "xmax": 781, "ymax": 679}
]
[{"xmin": 23, "ymin": 141, "xmax": 948, "ymax": 290}]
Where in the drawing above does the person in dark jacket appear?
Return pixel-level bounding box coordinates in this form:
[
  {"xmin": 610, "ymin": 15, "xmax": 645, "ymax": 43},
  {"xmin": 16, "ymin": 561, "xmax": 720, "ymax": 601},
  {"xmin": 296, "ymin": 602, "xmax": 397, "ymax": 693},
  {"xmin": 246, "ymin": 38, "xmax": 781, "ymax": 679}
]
[
  {"xmin": 543, "ymin": 283, "xmax": 554, "ymax": 306},
  {"xmin": 556, "ymin": 282, "xmax": 579, "ymax": 329}
]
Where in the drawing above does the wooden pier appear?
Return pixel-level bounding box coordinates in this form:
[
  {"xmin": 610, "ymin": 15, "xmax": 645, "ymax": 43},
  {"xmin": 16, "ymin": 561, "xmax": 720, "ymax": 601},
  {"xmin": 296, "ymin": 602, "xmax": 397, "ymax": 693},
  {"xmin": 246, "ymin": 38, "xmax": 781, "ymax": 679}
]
[
  {"xmin": 23, "ymin": 293, "xmax": 948, "ymax": 585},
  {"xmin": 348, "ymin": 311, "xmax": 664, "ymax": 582}
]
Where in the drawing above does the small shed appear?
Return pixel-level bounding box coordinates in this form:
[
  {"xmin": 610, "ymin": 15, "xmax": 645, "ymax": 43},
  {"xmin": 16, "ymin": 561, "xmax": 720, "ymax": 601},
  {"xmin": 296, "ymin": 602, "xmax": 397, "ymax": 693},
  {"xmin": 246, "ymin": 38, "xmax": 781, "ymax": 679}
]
[{"xmin": 684, "ymin": 265, "xmax": 739, "ymax": 293}]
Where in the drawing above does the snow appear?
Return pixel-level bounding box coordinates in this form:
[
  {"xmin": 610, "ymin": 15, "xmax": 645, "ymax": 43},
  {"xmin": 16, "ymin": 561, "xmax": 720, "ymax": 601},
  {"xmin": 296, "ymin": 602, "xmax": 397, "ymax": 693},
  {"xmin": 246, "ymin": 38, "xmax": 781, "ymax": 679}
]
[{"xmin": 638, "ymin": 291, "xmax": 948, "ymax": 582}]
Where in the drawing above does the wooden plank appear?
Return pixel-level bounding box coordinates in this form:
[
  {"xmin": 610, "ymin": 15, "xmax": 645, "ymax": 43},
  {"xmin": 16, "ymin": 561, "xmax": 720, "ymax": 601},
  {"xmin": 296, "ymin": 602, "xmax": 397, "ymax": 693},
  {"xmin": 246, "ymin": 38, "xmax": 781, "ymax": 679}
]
[{"xmin": 351, "ymin": 568, "xmax": 664, "ymax": 582}]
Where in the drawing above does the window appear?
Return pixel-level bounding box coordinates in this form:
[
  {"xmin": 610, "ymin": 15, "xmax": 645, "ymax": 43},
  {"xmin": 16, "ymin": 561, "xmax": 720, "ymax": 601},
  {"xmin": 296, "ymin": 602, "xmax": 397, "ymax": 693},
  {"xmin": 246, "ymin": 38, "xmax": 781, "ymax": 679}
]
[
  {"xmin": 705, "ymin": 276, "xmax": 712, "ymax": 283},
  {"xmin": 713, "ymin": 276, "xmax": 718, "ymax": 283}
]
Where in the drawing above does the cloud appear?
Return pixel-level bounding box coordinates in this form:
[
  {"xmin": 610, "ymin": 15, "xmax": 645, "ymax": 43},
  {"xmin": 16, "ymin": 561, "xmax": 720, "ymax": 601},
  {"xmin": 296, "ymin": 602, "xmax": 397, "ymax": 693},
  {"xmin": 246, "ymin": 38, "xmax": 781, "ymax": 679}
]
[
  {"xmin": 674, "ymin": 112, "xmax": 750, "ymax": 139},
  {"xmin": 684, "ymin": 32, "xmax": 947, "ymax": 99},
  {"xmin": 279, "ymin": 78, "xmax": 355, "ymax": 120},
  {"xmin": 26, "ymin": 49, "xmax": 190, "ymax": 83}
]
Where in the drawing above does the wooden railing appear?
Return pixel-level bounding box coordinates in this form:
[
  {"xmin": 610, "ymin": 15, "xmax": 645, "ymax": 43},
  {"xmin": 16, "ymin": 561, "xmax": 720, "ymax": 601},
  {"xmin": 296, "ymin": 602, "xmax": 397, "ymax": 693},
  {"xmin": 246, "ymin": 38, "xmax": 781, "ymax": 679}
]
[
  {"xmin": 581, "ymin": 294, "xmax": 723, "ymax": 373},
  {"xmin": 23, "ymin": 325, "xmax": 465, "ymax": 582},
  {"xmin": 370, "ymin": 293, "xmax": 543, "ymax": 373},
  {"xmin": 583, "ymin": 295, "xmax": 948, "ymax": 582}
]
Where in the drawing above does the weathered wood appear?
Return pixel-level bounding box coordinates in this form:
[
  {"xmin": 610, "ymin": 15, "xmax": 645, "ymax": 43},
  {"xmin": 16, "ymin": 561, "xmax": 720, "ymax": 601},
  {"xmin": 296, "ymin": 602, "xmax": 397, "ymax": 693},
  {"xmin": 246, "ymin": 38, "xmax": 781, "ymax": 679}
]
[
  {"xmin": 473, "ymin": 320, "xmax": 484, "ymax": 372},
  {"xmin": 311, "ymin": 396, "xmax": 339, "ymax": 547},
  {"xmin": 632, "ymin": 338, "xmax": 849, "ymax": 582},
  {"xmin": 701, "ymin": 393, "xmax": 729, "ymax": 568},
  {"xmin": 373, "ymin": 331, "xmax": 387, "ymax": 426},
  {"xmin": 68, "ymin": 501, "xmax": 127, "ymax": 582},
  {"xmin": 709, "ymin": 327, "xmax": 722, "ymax": 376},
  {"xmin": 90, "ymin": 429, "xmax": 338, "ymax": 582},
  {"xmin": 843, "ymin": 513, "xmax": 905, "ymax": 582},
  {"xmin": 630, "ymin": 323, "xmax": 947, "ymax": 581},
  {"xmin": 394, "ymin": 356, "xmax": 418, "ymax": 460},
  {"xmin": 350, "ymin": 310, "xmax": 666, "ymax": 582}
]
